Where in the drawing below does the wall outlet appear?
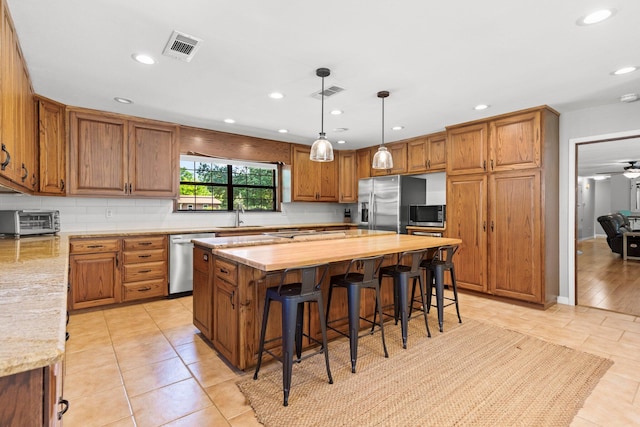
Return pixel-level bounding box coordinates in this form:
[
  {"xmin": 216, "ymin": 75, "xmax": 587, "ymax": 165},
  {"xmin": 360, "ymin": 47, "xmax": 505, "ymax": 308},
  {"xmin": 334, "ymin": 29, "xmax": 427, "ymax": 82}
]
[{"xmin": 105, "ymin": 208, "xmax": 113, "ymax": 218}]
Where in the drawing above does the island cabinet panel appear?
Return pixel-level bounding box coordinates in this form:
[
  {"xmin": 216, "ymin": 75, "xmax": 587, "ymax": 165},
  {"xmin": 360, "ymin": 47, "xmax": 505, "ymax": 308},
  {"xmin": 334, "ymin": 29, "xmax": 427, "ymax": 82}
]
[
  {"xmin": 193, "ymin": 246, "xmax": 213, "ymax": 339},
  {"xmin": 212, "ymin": 258, "xmax": 239, "ymax": 365}
]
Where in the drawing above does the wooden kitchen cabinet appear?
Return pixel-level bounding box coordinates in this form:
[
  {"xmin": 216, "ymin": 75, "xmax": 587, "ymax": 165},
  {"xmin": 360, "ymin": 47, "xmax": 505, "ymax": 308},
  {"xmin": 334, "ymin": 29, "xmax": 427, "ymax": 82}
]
[
  {"xmin": 193, "ymin": 246, "xmax": 213, "ymax": 339},
  {"xmin": 338, "ymin": 150, "xmax": 357, "ymax": 203},
  {"xmin": 68, "ymin": 108, "xmax": 179, "ymax": 198},
  {"xmin": 121, "ymin": 235, "xmax": 168, "ymax": 301},
  {"xmin": 0, "ymin": 2, "xmax": 37, "ymax": 192},
  {"xmin": 69, "ymin": 238, "xmax": 121, "ymax": 309},
  {"xmin": 371, "ymin": 142, "xmax": 407, "ymax": 176},
  {"xmin": 37, "ymin": 97, "xmax": 66, "ymax": 195},
  {"xmin": 212, "ymin": 258, "xmax": 239, "ymax": 365},
  {"xmin": 445, "ymin": 106, "xmax": 559, "ymax": 307},
  {"xmin": 356, "ymin": 147, "xmax": 371, "ymax": 179},
  {"xmin": 407, "ymin": 132, "xmax": 446, "ymax": 173},
  {"xmin": 0, "ymin": 361, "xmax": 67, "ymax": 427},
  {"xmin": 291, "ymin": 145, "xmax": 338, "ymax": 202}
]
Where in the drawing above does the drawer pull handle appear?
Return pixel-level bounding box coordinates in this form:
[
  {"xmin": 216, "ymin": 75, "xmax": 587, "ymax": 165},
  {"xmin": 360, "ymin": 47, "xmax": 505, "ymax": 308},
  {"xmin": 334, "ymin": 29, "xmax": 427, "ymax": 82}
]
[
  {"xmin": 57, "ymin": 398, "xmax": 69, "ymax": 419},
  {"xmin": 138, "ymin": 269, "xmax": 152, "ymax": 273},
  {"xmin": 0, "ymin": 144, "xmax": 10, "ymax": 170},
  {"xmin": 139, "ymin": 242, "xmax": 153, "ymax": 246},
  {"xmin": 65, "ymin": 332, "xmax": 70, "ymax": 341},
  {"xmin": 86, "ymin": 245, "xmax": 104, "ymax": 249},
  {"xmin": 137, "ymin": 286, "xmax": 152, "ymax": 292},
  {"xmin": 220, "ymin": 268, "xmax": 229, "ymax": 274},
  {"xmin": 138, "ymin": 254, "xmax": 152, "ymax": 258}
]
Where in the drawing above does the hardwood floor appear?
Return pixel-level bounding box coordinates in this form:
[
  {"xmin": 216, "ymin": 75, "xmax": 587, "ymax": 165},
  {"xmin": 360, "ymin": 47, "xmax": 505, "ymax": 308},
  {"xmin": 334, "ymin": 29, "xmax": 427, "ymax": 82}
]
[{"xmin": 577, "ymin": 236, "xmax": 640, "ymax": 317}]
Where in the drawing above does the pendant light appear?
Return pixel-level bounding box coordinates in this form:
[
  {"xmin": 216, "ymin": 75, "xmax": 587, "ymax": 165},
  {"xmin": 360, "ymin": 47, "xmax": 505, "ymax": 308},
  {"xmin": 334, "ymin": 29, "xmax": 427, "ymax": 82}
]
[
  {"xmin": 309, "ymin": 67, "xmax": 334, "ymax": 162},
  {"xmin": 372, "ymin": 90, "xmax": 393, "ymax": 169}
]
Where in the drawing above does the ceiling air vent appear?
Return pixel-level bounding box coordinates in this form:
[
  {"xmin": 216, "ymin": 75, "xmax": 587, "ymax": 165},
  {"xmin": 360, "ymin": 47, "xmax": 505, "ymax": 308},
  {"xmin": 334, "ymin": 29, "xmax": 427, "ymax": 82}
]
[
  {"xmin": 312, "ymin": 85, "xmax": 344, "ymax": 100},
  {"xmin": 162, "ymin": 30, "xmax": 203, "ymax": 62}
]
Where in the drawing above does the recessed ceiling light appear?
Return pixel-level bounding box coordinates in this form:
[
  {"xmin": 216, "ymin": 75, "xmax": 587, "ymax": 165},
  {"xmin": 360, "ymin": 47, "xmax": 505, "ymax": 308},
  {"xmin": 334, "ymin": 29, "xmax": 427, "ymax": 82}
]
[
  {"xmin": 131, "ymin": 53, "xmax": 155, "ymax": 65},
  {"xmin": 593, "ymin": 175, "xmax": 609, "ymax": 180},
  {"xmin": 613, "ymin": 66, "xmax": 637, "ymax": 75},
  {"xmin": 474, "ymin": 104, "xmax": 489, "ymax": 110},
  {"xmin": 330, "ymin": 109, "xmax": 343, "ymax": 115},
  {"xmin": 337, "ymin": 140, "xmax": 346, "ymax": 144},
  {"xmin": 114, "ymin": 97, "xmax": 133, "ymax": 104},
  {"xmin": 223, "ymin": 118, "xmax": 235, "ymax": 124},
  {"xmin": 578, "ymin": 9, "xmax": 615, "ymax": 25},
  {"xmin": 620, "ymin": 93, "xmax": 639, "ymax": 103},
  {"xmin": 391, "ymin": 126, "xmax": 404, "ymax": 131},
  {"xmin": 278, "ymin": 129, "xmax": 288, "ymax": 133},
  {"xmin": 333, "ymin": 127, "xmax": 349, "ymax": 132},
  {"xmin": 269, "ymin": 92, "xmax": 284, "ymax": 99}
]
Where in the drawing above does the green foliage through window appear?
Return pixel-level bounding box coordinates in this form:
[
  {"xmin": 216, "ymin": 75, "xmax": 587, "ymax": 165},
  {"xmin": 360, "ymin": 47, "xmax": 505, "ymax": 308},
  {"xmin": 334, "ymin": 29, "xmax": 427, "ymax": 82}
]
[{"xmin": 178, "ymin": 156, "xmax": 276, "ymax": 211}]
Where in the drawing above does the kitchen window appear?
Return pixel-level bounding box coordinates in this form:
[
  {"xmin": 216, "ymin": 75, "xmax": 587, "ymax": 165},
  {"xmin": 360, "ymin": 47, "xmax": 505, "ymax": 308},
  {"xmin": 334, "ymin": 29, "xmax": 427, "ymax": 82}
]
[{"xmin": 178, "ymin": 155, "xmax": 277, "ymax": 212}]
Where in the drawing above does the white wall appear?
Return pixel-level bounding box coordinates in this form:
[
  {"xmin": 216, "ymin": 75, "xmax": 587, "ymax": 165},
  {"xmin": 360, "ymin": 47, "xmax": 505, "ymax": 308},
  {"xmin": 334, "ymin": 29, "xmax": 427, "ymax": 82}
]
[
  {"xmin": 0, "ymin": 194, "xmax": 348, "ymax": 232},
  {"xmin": 594, "ymin": 179, "xmax": 611, "ymax": 236},
  {"xmin": 413, "ymin": 172, "xmax": 446, "ymax": 205},
  {"xmin": 560, "ymin": 100, "xmax": 640, "ymax": 305}
]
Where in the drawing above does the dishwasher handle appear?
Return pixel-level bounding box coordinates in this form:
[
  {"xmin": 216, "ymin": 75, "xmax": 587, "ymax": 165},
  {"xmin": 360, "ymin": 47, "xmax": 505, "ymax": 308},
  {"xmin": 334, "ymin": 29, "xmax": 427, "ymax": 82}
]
[{"xmin": 171, "ymin": 239, "xmax": 196, "ymax": 245}]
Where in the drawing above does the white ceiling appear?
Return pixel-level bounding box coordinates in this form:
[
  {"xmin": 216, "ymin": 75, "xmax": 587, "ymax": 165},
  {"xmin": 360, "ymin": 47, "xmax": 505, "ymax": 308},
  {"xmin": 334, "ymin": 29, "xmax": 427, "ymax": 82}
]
[{"xmin": 6, "ymin": 0, "xmax": 640, "ymax": 169}]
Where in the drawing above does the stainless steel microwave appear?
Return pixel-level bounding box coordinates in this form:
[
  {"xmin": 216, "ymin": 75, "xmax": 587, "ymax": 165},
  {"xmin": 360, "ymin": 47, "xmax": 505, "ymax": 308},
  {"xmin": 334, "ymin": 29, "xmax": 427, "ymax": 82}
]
[
  {"xmin": 408, "ymin": 205, "xmax": 446, "ymax": 227},
  {"xmin": 0, "ymin": 210, "xmax": 60, "ymax": 236}
]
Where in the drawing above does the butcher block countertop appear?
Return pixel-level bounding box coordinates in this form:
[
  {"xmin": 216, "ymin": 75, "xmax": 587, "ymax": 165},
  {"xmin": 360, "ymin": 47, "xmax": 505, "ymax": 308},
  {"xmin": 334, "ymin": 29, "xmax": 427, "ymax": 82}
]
[{"xmin": 213, "ymin": 234, "xmax": 462, "ymax": 271}]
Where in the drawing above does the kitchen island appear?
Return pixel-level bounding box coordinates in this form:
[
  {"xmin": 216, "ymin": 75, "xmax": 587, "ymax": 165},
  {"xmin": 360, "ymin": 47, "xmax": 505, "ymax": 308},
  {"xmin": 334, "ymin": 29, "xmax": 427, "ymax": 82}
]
[{"xmin": 193, "ymin": 232, "xmax": 461, "ymax": 370}]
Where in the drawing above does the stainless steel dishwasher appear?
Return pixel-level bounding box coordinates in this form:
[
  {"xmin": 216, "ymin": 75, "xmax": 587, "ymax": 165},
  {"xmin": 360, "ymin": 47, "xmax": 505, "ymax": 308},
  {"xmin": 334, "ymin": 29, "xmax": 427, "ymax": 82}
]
[{"xmin": 169, "ymin": 232, "xmax": 216, "ymax": 297}]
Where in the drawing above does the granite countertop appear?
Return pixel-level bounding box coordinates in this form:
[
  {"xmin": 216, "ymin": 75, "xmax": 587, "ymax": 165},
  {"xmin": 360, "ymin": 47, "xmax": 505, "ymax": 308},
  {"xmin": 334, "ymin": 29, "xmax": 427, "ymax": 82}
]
[
  {"xmin": 0, "ymin": 234, "xmax": 68, "ymax": 377},
  {"xmin": 193, "ymin": 229, "xmax": 393, "ymax": 249}
]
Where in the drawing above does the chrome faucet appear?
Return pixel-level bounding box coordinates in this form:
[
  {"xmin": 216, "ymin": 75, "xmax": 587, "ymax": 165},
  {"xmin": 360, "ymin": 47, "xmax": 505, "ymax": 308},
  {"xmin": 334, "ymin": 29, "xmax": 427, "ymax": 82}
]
[{"xmin": 234, "ymin": 202, "xmax": 244, "ymax": 227}]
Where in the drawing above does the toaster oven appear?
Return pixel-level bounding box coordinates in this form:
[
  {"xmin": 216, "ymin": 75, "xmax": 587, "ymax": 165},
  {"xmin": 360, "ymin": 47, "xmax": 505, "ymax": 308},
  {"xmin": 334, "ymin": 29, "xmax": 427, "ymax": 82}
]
[{"xmin": 0, "ymin": 210, "xmax": 60, "ymax": 236}]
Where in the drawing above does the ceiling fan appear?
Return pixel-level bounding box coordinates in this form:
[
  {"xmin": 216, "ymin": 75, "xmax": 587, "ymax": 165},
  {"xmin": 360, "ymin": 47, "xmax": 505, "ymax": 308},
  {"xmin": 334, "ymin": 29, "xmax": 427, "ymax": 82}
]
[{"xmin": 597, "ymin": 161, "xmax": 640, "ymax": 178}]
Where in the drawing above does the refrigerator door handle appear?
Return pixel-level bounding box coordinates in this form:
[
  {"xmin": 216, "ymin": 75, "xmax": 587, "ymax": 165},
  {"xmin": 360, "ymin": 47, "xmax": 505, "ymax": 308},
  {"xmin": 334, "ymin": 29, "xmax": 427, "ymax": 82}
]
[{"xmin": 371, "ymin": 193, "xmax": 375, "ymax": 230}]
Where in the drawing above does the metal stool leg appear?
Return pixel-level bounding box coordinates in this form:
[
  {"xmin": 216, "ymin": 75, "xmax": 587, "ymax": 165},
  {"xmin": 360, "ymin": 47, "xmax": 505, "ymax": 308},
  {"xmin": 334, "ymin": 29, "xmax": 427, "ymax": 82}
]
[
  {"xmin": 346, "ymin": 284, "xmax": 361, "ymax": 373},
  {"xmin": 451, "ymin": 266, "xmax": 462, "ymax": 323},
  {"xmin": 315, "ymin": 295, "xmax": 333, "ymax": 385},
  {"xmin": 416, "ymin": 275, "xmax": 431, "ymax": 338},
  {"xmin": 434, "ymin": 265, "xmax": 445, "ymax": 333},
  {"xmin": 281, "ymin": 300, "xmax": 298, "ymax": 406},
  {"xmin": 374, "ymin": 281, "xmax": 389, "ymax": 358},
  {"xmin": 253, "ymin": 296, "xmax": 271, "ymax": 380}
]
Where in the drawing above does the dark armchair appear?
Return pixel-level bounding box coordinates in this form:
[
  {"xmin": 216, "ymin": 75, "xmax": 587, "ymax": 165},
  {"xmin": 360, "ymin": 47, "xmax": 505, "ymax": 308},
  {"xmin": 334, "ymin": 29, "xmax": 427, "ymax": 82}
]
[{"xmin": 597, "ymin": 213, "xmax": 640, "ymax": 257}]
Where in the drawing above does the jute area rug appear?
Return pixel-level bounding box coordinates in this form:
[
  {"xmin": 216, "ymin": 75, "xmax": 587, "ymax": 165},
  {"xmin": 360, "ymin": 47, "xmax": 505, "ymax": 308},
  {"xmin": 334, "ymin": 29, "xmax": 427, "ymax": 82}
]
[{"xmin": 237, "ymin": 313, "xmax": 613, "ymax": 427}]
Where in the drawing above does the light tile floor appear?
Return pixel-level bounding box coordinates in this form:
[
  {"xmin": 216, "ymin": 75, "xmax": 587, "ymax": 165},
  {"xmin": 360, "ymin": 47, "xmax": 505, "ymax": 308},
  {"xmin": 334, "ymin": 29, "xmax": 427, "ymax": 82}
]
[{"xmin": 65, "ymin": 293, "xmax": 640, "ymax": 426}]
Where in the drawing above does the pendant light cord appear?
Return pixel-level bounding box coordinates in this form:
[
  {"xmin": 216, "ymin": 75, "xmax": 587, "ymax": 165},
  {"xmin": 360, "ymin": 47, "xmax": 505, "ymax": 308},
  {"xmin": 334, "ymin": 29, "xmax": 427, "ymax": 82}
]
[
  {"xmin": 320, "ymin": 75, "xmax": 325, "ymax": 136},
  {"xmin": 381, "ymin": 95, "xmax": 385, "ymax": 146}
]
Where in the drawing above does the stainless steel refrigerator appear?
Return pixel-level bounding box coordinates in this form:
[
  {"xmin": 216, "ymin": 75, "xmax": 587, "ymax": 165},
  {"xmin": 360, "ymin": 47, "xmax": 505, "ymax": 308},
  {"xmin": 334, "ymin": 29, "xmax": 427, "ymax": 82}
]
[{"xmin": 358, "ymin": 175, "xmax": 426, "ymax": 233}]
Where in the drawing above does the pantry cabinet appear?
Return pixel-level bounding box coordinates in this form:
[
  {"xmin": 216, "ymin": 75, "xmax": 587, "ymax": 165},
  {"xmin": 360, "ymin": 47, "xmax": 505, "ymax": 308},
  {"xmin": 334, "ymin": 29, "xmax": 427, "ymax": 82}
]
[
  {"xmin": 68, "ymin": 109, "xmax": 179, "ymax": 198},
  {"xmin": 338, "ymin": 150, "xmax": 357, "ymax": 203},
  {"xmin": 37, "ymin": 97, "xmax": 66, "ymax": 195},
  {"xmin": 445, "ymin": 106, "xmax": 559, "ymax": 307},
  {"xmin": 291, "ymin": 145, "xmax": 338, "ymax": 202}
]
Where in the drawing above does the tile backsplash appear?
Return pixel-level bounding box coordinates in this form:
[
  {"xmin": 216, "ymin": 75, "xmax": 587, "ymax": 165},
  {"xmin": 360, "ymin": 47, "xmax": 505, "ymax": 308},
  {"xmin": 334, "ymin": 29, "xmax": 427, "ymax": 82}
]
[{"xmin": 0, "ymin": 194, "xmax": 352, "ymax": 232}]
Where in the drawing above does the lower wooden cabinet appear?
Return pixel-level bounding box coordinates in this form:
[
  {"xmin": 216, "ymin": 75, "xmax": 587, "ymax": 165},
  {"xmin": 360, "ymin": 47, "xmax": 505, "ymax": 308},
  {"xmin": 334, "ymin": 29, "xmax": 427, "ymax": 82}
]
[
  {"xmin": 212, "ymin": 258, "xmax": 238, "ymax": 365},
  {"xmin": 193, "ymin": 246, "xmax": 213, "ymax": 339},
  {"xmin": 0, "ymin": 361, "xmax": 67, "ymax": 427},
  {"xmin": 69, "ymin": 235, "xmax": 168, "ymax": 310}
]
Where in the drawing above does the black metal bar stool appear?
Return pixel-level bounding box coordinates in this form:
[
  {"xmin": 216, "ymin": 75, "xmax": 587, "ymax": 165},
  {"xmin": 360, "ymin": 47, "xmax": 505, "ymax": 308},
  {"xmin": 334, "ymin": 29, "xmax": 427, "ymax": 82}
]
[
  {"xmin": 415, "ymin": 245, "xmax": 461, "ymax": 332},
  {"xmin": 375, "ymin": 249, "xmax": 431, "ymax": 349},
  {"xmin": 325, "ymin": 255, "xmax": 388, "ymax": 373},
  {"xmin": 253, "ymin": 263, "xmax": 333, "ymax": 406}
]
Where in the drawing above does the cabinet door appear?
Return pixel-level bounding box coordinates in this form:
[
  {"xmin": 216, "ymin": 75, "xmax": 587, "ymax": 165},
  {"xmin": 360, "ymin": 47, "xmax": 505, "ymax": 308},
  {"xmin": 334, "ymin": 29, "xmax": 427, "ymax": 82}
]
[
  {"xmin": 128, "ymin": 121, "xmax": 178, "ymax": 197},
  {"xmin": 446, "ymin": 123, "xmax": 488, "ymax": 175},
  {"xmin": 426, "ymin": 132, "xmax": 446, "ymax": 170},
  {"xmin": 318, "ymin": 156, "xmax": 338, "ymax": 202},
  {"xmin": 291, "ymin": 146, "xmax": 318, "ymax": 201},
  {"xmin": 407, "ymin": 138, "xmax": 428, "ymax": 173},
  {"xmin": 213, "ymin": 278, "xmax": 238, "ymax": 364},
  {"xmin": 68, "ymin": 111, "xmax": 128, "ymax": 196},
  {"xmin": 38, "ymin": 99, "xmax": 66, "ymax": 194},
  {"xmin": 44, "ymin": 362, "xmax": 65, "ymax": 427},
  {"xmin": 356, "ymin": 148, "xmax": 371, "ymax": 179},
  {"xmin": 193, "ymin": 247, "xmax": 212, "ymax": 339},
  {"xmin": 488, "ymin": 170, "xmax": 541, "ymax": 302},
  {"xmin": 446, "ymin": 174, "xmax": 487, "ymax": 292},
  {"xmin": 18, "ymin": 60, "xmax": 37, "ymax": 190},
  {"xmin": 69, "ymin": 252, "xmax": 120, "ymax": 309},
  {"xmin": 0, "ymin": 8, "xmax": 20, "ymax": 183},
  {"xmin": 388, "ymin": 142, "xmax": 407, "ymax": 174},
  {"xmin": 0, "ymin": 368, "xmax": 43, "ymax": 426},
  {"xmin": 489, "ymin": 111, "xmax": 540, "ymax": 171},
  {"xmin": 338, "ymin": 150, "xmax": 357, "ymax": 203}
]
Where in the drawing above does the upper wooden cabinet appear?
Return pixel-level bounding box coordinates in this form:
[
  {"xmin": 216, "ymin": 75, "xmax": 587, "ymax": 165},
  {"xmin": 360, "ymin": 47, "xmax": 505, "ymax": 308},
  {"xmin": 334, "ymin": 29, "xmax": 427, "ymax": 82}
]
[
  {"xmin": 447, "ymin": 109, "xmax": 542, "ymax": 175},
  {"xmin": 338, "ymin": 150, "xmax": 357, "ymax": 203},
  {"xmin": 0, "ymin": 2, "xmax": 37, "ymax": 191},
  {"xmin": 371, "ymin": 142, "xmax": 407, "ymax": 176},
  {"xmin": 407, "ymin": 132, "xmax": 446, "ymax": 173},
  {"xmin": 356, "ymin": 148, "xmax": 371, "ymax": 179},
  {"xmin": 68, "ymin": 109, "xmax": 179, "ymax": 197},
  {"xmin": 291, "ymin": 145, "xmax": 338, "ymax": 202},
  {"xmin": 37, "ymin": 97, "xmax": 66, "ymax": 195}
]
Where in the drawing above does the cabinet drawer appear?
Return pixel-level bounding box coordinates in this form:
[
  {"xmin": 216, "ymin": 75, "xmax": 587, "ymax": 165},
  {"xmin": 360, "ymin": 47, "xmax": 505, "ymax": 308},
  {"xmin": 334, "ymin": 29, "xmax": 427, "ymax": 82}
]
[
  {"xmin": 215, "ymin": 258, "xmax": 237, "ymax": 282},
  {"xmin": 194, "ymin": 247, "xmax": 211, "ymax": 273},
  {"xmin": 123, "ymin": 261, "xmax": 166, "ymax": 283},
  {"xmin": 70, "ymin": 238, "xmax": 120, "ymax": 254},
  {"xmin": 122, "ymin": 279, "xmax": 166, "ymax": 301},
  {"xmin": 123, "ymin": 249, "xmax": 166, "ymax": 264},
  {"xmin": 123, "ymin": 236, "xmax": 166, "ymax": 251}
]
